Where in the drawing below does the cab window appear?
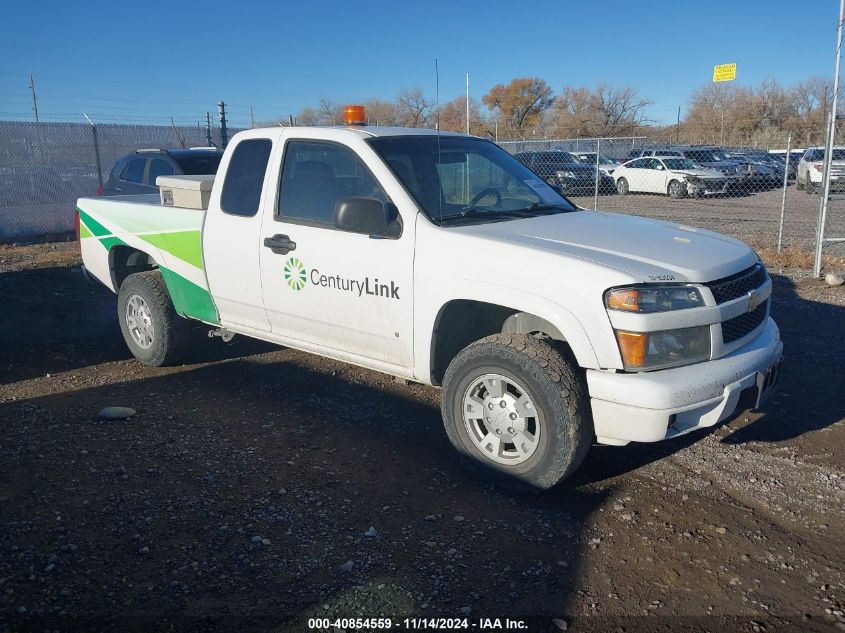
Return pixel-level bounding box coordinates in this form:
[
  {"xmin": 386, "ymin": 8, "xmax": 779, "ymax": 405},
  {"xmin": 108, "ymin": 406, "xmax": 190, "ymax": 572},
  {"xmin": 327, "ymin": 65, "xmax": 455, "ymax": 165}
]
[{"xmin": 277, "ymin": 140, "xmax": 388, "ymax": 226}]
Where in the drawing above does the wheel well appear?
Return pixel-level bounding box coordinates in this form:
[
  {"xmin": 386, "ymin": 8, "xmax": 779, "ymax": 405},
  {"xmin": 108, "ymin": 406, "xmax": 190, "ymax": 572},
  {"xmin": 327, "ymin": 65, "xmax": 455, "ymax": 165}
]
[
  {"xmin": 109, "ymin": 246, "xmax": 157, "ymax": 290},
  {"xmin": 430, "ymin": 300, "xmax": 566, "ymax": 386}
]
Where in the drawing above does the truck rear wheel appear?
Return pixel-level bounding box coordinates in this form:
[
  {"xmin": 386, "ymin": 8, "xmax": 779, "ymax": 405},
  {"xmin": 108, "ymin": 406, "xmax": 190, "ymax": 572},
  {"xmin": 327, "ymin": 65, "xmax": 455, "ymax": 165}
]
[
  {"xmin": 117, "ymin": 270, "xmax": 190, "ymax": 367},
  {"xmin": 441, "ymin": 334, "xmax": 593, "ymax": 492}
]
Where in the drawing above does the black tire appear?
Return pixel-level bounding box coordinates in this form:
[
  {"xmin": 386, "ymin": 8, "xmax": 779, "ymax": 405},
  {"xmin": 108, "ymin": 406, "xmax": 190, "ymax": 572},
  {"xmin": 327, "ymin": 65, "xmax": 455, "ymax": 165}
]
[
  {"xmin": 117, "ymin": 270, "xmax": 190, "ymax": 366},
  {"xmin": 806, "ymin": 176, "xmax": 816, "ymax": 194},
  {"xmin": 441, "ymin": 334, "xmax": 593, "ymax": 492},
  {"xmin": 667, "ymin": 179, "xmax": 687, "ymax": 199},
  {"xmin": 616, "ymin": 177, "xmax": 629, "ymax": 195},
  {"xmin": 796, "ymin": 173, "xmax": 805, "ymax": 190}
]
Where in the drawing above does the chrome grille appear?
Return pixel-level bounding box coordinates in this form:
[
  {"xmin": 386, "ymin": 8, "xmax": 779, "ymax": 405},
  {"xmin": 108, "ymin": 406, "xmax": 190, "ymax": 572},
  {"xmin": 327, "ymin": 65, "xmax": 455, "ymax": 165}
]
[
  {"xmin": 721, "ymin": 300, "xmax": 768, "ymax": 343},
  {"xmin": 706, "ymin": 264, "xmax": 767, "ymax": 304}
]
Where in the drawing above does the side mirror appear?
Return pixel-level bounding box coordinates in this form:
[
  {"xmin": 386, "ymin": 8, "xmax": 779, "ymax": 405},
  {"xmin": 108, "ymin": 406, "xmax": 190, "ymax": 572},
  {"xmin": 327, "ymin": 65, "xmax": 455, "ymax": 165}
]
[{"xmin": 334, "ymin": 197, "xmax": 392, "ymax": 236}]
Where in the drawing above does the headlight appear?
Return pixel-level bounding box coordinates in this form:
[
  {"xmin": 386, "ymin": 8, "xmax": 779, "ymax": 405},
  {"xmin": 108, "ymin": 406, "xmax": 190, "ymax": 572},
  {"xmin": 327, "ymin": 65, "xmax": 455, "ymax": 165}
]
[
  {"xmin": 605, "ymin": 285, "xmax": 710, "ymax": 370},
  {"xmin": 614, "ymin": 326, "xmax": 711, "ymax": 371},
  {"xmin": 555, "ymin": 170, "xmax": 577, "ymax": 179},
  {"xmin": 605, "ymin": 286, "xmax": 704, "ymax": 313}
]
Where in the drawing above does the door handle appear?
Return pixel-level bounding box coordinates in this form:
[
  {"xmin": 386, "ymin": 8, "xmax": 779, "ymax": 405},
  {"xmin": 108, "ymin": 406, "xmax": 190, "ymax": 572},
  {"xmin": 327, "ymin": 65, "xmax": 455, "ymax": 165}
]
[{"xmin": 263, "ymin": 234, "xmax": 297, "ymax": 255}]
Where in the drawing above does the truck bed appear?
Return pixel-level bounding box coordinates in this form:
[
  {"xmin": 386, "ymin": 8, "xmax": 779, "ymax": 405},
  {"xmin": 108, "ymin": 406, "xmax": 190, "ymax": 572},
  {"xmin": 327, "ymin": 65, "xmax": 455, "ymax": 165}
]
[{"xmin": 76, "ymin": 194, "xmax": 216, "ymax": 324}]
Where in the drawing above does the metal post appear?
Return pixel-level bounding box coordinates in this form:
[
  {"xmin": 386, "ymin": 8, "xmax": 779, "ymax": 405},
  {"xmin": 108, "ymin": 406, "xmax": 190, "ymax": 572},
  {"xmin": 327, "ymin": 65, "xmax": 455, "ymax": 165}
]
[
  {"xmin": 466, "ymin": 73, "xmax": 470, "ymax": 135},
  {"xmin": 814, "ymin": 0, "xmax": 844, "ymax": 278},
  {"xmin": 594, "ymin": 138, "xmax": 600, "ymax": 211},
  {"xmin": 777, "ymin": 132, "xmax": 791, "ymax": 252},
  {"xmin": 84, "ymin": 113, "xmax": 103, "ymax": 188},
  {"xmin": 205, "ymin": 112, "xmax": 213, "ymax": 147},
  {"xmin": 218, "ymin": 101, "xmax": 228, "ymax": 149},
  {"xmin": 29, "ymin": 74, "xmax": 40, "ymax": 123}
]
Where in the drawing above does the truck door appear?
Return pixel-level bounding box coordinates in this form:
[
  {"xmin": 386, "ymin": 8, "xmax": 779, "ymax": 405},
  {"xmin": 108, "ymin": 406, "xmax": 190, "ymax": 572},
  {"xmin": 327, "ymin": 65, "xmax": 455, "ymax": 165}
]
[
  {"xmin": 258, "ymin": 138, "xmax": 413, "ymax": 368},
  {"xmin": 203, "ymin": 136, "xmax": 275, "ymax": 331}
]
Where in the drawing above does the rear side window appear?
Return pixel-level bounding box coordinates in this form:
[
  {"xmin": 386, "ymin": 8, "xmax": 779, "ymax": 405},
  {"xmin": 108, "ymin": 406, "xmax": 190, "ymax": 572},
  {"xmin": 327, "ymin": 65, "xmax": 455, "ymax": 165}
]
[
  {"xmin": 174, "ymin": 154, "xmax": 223, "ymax": 175},
  {"xmin": 220, "ymin": 139, "xmax": 273, "ymax": 217},
  {"xmin": 148, "ymin": 159, "xmax": 175, "ymax": 185},
  {"xmin": 125, "ymin": 158, "xmax": 146, "ymax": 183}
]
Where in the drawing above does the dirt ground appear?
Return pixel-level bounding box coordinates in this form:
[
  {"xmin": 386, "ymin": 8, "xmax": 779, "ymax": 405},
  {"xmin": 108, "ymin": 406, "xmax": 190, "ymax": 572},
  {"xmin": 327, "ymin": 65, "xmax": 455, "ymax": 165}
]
[{"xmin": 1, "ymin": 242, "xmax": 843, "ymax": 633}]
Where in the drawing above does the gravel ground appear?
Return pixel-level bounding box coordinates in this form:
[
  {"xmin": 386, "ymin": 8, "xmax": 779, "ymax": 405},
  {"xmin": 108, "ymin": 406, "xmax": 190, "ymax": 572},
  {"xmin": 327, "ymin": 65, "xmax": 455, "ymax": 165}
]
[{"xmin": 0, "ymin": 242, "xmax": 843, "ymax": 633}]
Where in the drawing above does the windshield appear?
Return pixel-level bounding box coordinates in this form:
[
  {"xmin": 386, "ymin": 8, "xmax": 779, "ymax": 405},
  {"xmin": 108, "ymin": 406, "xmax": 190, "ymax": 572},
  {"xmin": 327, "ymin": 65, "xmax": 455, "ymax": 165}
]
[
  {"xmin": 580, "ymin": 154, "xmax": 616, "ymax": 165},
  {"xmin": 367, "ymin": 136, "xmax": 577, "ymax": 224},
  {"xmin": 663, "ymin": 158, "xmax": 697, "ymax": 170},
  {"xmin": 684, "ymin": 149, "xmax": 722, "ymax": 162}
]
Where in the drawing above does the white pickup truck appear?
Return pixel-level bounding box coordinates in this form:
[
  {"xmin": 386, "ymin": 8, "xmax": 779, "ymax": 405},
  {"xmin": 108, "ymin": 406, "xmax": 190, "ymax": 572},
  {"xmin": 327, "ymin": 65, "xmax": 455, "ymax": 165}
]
[{"xmin": 76, "ymin": 113, "xmax": 783, "ymax": 490}]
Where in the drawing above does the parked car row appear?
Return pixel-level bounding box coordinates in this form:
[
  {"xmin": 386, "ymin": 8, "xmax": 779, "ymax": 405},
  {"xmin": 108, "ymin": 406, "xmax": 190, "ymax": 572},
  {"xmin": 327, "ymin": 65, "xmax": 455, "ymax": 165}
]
[
  {"xmin": 512, "ymin": 144, "xmax": 834, "ymax": 200},
  {"xmin": 102, "ymin": 143, "xmax": 810, "ymax": 205}
]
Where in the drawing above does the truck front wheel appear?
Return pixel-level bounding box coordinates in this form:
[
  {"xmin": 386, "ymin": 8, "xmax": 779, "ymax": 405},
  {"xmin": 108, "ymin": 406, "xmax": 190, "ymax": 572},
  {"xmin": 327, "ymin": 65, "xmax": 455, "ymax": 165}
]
[
  {"xmin": 441, "ymin": 334, "xmax": 593, "ymax": 491},
  {"xmin": 117, "ymin": 270, "xmax": 190, "ymax": 367}
]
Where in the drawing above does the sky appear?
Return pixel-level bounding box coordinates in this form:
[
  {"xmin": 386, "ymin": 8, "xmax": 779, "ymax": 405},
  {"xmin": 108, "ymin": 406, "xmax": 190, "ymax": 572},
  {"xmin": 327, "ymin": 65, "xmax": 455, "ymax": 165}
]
[{"xmin": 0, "ymin": 0, "xmax": 840, "ymax": 129}]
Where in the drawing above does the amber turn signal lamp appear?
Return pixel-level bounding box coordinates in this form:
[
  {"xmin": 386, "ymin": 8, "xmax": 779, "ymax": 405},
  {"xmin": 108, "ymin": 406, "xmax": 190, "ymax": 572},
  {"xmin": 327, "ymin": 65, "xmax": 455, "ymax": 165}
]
[
  {"xmin": 606, "ymin": 288, "xmax": 641, "ymax": 312},
  {"xmin": 343, "ymin": 105, "xmax": 366, "ymax": 126},
  {"xmin": 615, "ymin": 330, "xmax": 647, "ymax": 368}
]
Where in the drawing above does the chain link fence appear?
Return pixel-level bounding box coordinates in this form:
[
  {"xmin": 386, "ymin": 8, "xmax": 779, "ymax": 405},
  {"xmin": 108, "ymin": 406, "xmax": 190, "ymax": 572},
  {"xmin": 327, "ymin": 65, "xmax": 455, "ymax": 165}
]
[
  {"xmin": 2, "ymin": 120, "xmax": 843, "ymax": 271},
  {"xmin": 497, "ymin": 136, "xmax": 845, "ymax": 268},
  {"xmin": 0, "ymin": 121, "xmax": 243, "ymax": 241}
]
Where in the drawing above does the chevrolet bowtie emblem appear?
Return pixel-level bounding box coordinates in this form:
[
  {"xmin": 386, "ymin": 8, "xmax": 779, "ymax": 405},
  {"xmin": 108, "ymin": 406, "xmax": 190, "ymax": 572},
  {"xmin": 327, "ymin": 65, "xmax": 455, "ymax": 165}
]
[{"xmin": 747, "ymin": 289, "xmax": 764, "ymax": 312}]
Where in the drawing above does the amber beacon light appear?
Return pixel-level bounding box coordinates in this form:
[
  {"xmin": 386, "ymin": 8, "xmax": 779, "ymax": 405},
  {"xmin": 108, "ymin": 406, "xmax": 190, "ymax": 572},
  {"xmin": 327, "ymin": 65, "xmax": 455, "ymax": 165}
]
[{"xmin": 343, "ymin": 105, "xmax": 367, "ymax": 126}]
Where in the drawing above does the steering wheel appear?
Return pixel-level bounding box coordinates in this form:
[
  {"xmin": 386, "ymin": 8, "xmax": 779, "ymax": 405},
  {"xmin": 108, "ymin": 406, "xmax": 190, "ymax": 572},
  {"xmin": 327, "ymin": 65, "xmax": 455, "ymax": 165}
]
[{"xmin": 468, "ymin": 187, "xmax": 502, "ymax": 208}]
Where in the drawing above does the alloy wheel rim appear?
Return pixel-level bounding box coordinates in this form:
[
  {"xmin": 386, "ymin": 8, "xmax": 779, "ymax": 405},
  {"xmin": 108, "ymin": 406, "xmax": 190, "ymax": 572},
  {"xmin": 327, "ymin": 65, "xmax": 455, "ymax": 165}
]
[
  {"xmin": 125, "ymin": 294, "xmax": 154, "ymax": 349},
  {"xmin": 461, "ymin": 373, "xmax": 540, "ymax": 466}
]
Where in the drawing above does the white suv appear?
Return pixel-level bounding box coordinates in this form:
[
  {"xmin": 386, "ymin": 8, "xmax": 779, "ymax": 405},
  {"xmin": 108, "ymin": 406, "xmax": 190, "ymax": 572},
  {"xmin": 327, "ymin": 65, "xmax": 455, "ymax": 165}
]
[{"xmin": 797, "ymin": 146, "xmax": 845, "ymax": 193}]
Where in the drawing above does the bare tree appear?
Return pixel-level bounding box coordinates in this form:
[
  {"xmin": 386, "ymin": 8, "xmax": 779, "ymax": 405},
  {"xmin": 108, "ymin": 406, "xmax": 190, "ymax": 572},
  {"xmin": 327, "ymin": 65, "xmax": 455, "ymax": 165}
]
[
  {"xmin": 318, "ymin": 97, "xmax": 342, "ymax": 125},
  {"xmin": 555, "ymin": 84, "xmax": 651, "ymax": 137},
  {"xmin": 396, "ymin": 87, "xmax": 434, "ymax": 127}
]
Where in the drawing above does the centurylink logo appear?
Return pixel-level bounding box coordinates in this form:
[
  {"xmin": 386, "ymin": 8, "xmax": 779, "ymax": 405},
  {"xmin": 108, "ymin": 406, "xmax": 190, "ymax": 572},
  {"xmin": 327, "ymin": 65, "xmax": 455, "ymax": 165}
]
[
  {"xmin": 283, "ymin": 257, "xmax": 400, "ymax": 300},
  {"xmin": 283, "ymin": 257, "xmax": 307, "ymax": 291}
]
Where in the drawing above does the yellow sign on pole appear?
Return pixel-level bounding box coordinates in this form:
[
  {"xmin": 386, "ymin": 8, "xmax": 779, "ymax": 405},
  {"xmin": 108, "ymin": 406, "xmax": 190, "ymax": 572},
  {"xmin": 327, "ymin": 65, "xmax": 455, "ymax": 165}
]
[{"xmin": 713, "ymin": 63, "xmax": 737, "ymax": 82}]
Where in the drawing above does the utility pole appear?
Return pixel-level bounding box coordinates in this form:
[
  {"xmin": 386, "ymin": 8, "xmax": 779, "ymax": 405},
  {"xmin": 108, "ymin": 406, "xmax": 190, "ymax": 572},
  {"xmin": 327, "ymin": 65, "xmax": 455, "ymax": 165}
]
[
  {"xmin": 218, "ymin": 101, "xmax": 228, "ymax": 148},
  {"xmin": 466, "ymin": 73, "xmax": 470, "ymax": 134},
  {"xmin": 676, "ymin": 106, "xmax": 681, "ymax": 144},
  {"xmin": 29, "ymin": 74, "xmax": 40, "ymax": 123},
  {"xmin": 250, "ymin": 106, "xmax": 255, "ymax": 128},
  {"xmin": 205, "ymin": 112, "xmax": 214, "ymax": 147}
]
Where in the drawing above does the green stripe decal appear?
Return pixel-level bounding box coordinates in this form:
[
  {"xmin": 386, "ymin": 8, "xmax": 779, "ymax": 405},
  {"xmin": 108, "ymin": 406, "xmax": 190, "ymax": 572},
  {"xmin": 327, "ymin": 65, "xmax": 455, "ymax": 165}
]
[
  {"xmin": 79, "ymin": 223, "xmax": 93, "ymax": 239},
  {"xmin": 139, "ymin": 230, "xmax": 204, "ymax": 269},
  {"xmin": 99, "ymin": 236, "xmax": 127, "ymax": 250},
  {"xmin": 159, "ymin": 267, "xmax": 219, "ymax": 325},
  {"xmin": 78, "ymin": 209, "xmax": 111, "ymax": 237}
]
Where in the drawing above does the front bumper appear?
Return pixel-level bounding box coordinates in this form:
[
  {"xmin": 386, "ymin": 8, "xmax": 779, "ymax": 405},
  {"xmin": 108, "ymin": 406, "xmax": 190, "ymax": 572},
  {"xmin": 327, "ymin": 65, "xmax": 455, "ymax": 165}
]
[{"xmin": 587, "ymin": 318, "xmax": 783, "ymax": 446}]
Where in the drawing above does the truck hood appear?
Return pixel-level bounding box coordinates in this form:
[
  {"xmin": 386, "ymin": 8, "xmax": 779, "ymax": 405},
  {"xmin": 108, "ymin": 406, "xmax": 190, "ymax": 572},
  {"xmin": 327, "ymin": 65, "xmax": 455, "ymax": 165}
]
[{"xmin": 453, "ymin": 210, "xmax": 757, "ymax": 283}]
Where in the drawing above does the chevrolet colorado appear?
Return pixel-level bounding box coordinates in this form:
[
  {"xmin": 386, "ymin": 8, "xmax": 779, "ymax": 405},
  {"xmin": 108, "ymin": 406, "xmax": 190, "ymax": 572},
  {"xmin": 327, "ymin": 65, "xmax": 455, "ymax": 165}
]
[{"xmin": 76, "ymin": 108, "xmax": 783, "ymax": 490}]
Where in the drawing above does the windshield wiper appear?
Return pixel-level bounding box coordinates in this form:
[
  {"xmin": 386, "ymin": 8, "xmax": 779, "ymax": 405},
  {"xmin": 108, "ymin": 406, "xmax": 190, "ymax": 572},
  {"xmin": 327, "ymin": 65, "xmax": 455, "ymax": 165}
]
[
  {"xmin": 437, "ymin": 204, "xmax": 572, "ymax": 225},
  {"xmin": 518, "ymin": 203, "xmax": 574, "ymax": 214}
]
